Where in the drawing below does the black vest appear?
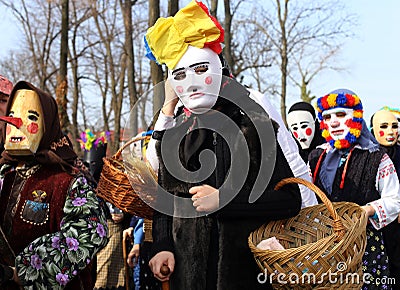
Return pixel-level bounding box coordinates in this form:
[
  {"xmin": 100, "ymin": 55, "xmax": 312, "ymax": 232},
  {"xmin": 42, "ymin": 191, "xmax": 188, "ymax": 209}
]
[{"xmin": 309, "ymin": 147, "xmax": 385, "ymax": 205}]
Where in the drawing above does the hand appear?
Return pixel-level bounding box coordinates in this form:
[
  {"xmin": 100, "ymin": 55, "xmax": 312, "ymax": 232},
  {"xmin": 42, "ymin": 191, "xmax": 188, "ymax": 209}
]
[
  {"xmin": 123, "ymin": 227, "xmax": 133, "ymax": 242},
  {"xmin": 361, "ymin": 205, "xmax": 375, "ymax": 217},
  {"xmin": 12, "ymin": 267, "xmax": 20, "ymax": 285},
  {"xmin": 162, "ymin": 79, "xmax": 179, "ymax": 116},
  {"xmin": 149, "ymin": 251, "xmax": 174, "ymax": 282},
  {"xmin": 190, "ymin": 184, "xmax": 219, "ymax": 212},
  {"xmin": 127, "ymin": 244, "xmax": 140, "ymax": 268}
]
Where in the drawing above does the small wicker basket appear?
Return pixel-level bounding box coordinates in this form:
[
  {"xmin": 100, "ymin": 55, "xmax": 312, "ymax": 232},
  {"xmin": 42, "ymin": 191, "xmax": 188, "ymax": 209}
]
[
  {"xmin": 248, "ymin": 177, "xmax": 367, "ymax": 289},
  {"xmin": 96, "ymin": 136, "xmax": 157, "ymax": 220}
]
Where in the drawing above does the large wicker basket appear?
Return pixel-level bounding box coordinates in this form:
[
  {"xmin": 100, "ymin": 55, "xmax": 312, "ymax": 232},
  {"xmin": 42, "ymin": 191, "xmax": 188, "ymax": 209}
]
[
  {"xmin": 96, "ymin": 136, "xmax": 157, "ymax": 220},
  {"xmin": 248, "ymin": 177, "xmax": 367, "ymax": 289}
]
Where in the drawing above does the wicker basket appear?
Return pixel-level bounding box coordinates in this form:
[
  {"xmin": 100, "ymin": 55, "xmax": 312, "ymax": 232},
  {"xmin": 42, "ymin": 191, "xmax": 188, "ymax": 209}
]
[
  {"xmin": 248, "ymin": 177, "xmax": 367, "ymax": 289},
  {"xmin": 96, "ymin": 136, "xmax": 157, "ymax": 220}
]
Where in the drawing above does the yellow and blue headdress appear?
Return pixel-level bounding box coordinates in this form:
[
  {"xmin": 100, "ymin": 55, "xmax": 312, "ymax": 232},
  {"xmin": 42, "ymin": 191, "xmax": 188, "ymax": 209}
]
[
  {"xmin": 144, "ymin": 0, "xmax": 224, "ymax": 70},
  {"xmin": 316, "ymin": 89, "xmax": 363, "ymax": 149}
]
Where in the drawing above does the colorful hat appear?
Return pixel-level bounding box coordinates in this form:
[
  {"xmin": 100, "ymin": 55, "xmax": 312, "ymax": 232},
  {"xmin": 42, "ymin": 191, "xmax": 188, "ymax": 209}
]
[
  {"xmin": 316, "ymin": 89, "xmax": 363, "ymax": 149},
  {"xmin": 144, "ymin": 0, "xmax": 224, "ymax": 70},
  {"xmin": 381, "ymin": 106, "xmax": 400, "ymax": 120},
  {"xmin": 0, "ymin": 75, "xmax": 13, "ymax": 95}
]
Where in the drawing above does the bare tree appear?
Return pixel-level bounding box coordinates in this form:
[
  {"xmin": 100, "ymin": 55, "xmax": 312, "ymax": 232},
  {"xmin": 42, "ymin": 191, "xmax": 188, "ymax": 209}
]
[
  {"xmin": 56, "ymin": 0, "xmax": 70, "ymax": 135},
  {"xmin": 249, "ymin": 0, "xmax": 356, "ymax": 125},
  {"xmin": 210, "ymin": 0, "xmax": 218, "ymax": 18},
  {"xmin": 120, "ymin": 0, "xmax": 139, "ymax": 137},
  {"xmin": 0, "ymin": 0, "xmax": 357, "ymax": 146},
  {"xmin": 289, "ymin": 45, "xmax": 347, "ymax": 103},
  {"xmin": 0, "ymin": 0, "xmax": 61, "ymax": 91},
  {"xmin": 149, "ymin": 0, "xmax": 164, "ymax": 118},
  {"xmin": 168, "ymin": 0, "xmax": 178, "ymax": 16}
]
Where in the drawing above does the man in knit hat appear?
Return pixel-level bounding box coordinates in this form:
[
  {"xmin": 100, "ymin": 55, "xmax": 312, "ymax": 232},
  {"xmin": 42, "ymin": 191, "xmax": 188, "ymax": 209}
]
[{"xmin": 308, "ymin": 89, "xmax": 400, "ymax": 289}]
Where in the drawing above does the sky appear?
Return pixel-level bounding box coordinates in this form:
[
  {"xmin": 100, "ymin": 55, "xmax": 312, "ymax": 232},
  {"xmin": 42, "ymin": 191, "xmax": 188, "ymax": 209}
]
[
  {"xmin": 307, "ymin": 0, "xmax": 400, "ymax": 124},
  {"xmin": 0, "ymin": 1, "xmax": 398, "ymax": 125}
]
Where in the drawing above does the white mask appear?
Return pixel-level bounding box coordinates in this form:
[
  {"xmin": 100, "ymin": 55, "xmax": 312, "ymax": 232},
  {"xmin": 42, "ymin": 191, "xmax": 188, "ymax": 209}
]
[
  {"xmin": 168, "ymin": 46, "xmax": 222, "ymax": 114},
  {"xmin": 322, "ymin": 108, "xmax": 353, "ymax": 141},
  {"xmin": 287, "ymin": 110, "xmax": 315, "ymax": 149}
]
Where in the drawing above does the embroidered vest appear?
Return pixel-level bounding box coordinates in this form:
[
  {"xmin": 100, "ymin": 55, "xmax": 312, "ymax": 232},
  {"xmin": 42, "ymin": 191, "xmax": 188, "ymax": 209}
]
[
  {"xmin": 0, "ymin": 166, "xmax": 74, "ymax": 254},
  {"xmin": 309, "ymin": 148, "xmax": 384, "ymax": 205}
]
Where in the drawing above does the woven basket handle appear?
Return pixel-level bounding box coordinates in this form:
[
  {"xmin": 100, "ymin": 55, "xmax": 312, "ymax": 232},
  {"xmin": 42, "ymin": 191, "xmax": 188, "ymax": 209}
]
[
  {"xmin": 113, "ymin": 135, "xmax": 150, "ymax": 160},
  {"xmin": 275, "ymin": 177, "xmax": 346, "ymax": 240}
]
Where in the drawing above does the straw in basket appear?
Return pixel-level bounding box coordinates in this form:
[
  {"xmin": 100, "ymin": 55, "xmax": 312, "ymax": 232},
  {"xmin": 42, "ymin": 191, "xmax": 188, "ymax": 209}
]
[
  {"xmin": 96, "ymin": 136, "xmax": 157, "ymax": 220},
  {"xmin": 248, "ymin": 177, "xmax": 367, "ymax": 289}
]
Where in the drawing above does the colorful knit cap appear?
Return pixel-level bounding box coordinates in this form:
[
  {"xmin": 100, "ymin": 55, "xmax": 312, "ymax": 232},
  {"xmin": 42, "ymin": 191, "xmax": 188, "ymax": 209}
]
[
  {"xmin": 316, "ymin": 89, "xmax": 363, "ymax": 149},
  {"xmin": 0, "ymin": 75, "xmax": 13, "ymax": 95},
  {"xmin": 144, "ymin": 0, "xmax": 224, "ymax": 70},
  {"xmin": 381, "ymin": 106, "xmax": 400, "ymax": 120}
]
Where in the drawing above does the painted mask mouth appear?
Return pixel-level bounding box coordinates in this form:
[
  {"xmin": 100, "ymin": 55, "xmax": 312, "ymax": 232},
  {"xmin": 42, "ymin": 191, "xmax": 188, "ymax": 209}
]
[
  {"xmin": 189, "ymin": 92, "xmax": 205, "ymax": 99},
  {"xmin": 300, "ymin": 138, "xmax": 307, "ymax": 142},
  {"xmin": 331, "ymin": 130, "xmax": 344, "ymax": 136},
  {"xmin": 386, "ymin": 136, "xmax": 395, "ymax": 142},
  {"xmin": 10, "ymin": 136, "xmax": 26, "ymax": 143}
]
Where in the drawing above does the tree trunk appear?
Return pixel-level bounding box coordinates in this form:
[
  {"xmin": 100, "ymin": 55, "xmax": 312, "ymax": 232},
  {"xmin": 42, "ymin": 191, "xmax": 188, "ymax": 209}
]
[
  {"xmin": 278, "ymin": 0, "xmax": 288, "ymax": 126},
  {"xmin": 223, "ymin": 0, "xmax": 234, "ymax": 76},
  {"xmin": 121, "ymin": 0, "xmax": 138, "ymax": 136},
  {"xmin": 210, "ymin": 0, "xmax": 218, "ymax": 18},
  {"xmin": 56, "ymin": 0, "xmax": 70, "ymax": 135},
  {"xmin": 149, "ymin": 0, "xmax": 164, "ymax": 118},
  {"xmin": 168, "ymin": 0, "xmax": 179, "ymax": 16}
]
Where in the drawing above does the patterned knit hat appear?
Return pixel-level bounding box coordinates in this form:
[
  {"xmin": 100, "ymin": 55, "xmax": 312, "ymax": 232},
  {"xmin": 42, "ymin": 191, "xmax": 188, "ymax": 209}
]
[
  {"xmin": 0, "ymin": 75, "xmax": 13, "ymax": 95},
  {"xmin": 316, "ymin": 89, "xmax": 363, "ymax": 149},
  {"xmin": 144, "ymin": 0, "xmax": 224, "ymax": 70}
]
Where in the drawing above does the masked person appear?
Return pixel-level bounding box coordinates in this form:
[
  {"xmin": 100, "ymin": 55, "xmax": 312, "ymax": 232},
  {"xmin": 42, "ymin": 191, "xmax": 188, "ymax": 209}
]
[
  {"xmin": 144, "ymin": 1, "xmax": 303, "ymax": 289},
  {"xmin": 381, "ymin": 106, "xmax": 400, "ymax": 146},
  {"xmin": 371, "ymin": 110, "xmax": 400, "ymax": 289},
  {"xmin": 0, "ymin": 75, "xmax": 13, "ymax": 153},
  {"xmin": 287, "ymin": 101, "xmax": 325, "ymax": 162},
  {"xmin": 0, "ymin": 81, "xmax": 109, "ymax": 289},
  {"xmin": 308, "ymin": 89, "xmax": 400, "ymax": 290}
]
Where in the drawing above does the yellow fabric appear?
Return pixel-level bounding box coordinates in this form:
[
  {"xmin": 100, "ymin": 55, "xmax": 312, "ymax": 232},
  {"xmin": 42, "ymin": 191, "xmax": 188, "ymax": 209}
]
[{"xmin": 145, "ymin": 0, "xmax": 222, "ymax": 70}]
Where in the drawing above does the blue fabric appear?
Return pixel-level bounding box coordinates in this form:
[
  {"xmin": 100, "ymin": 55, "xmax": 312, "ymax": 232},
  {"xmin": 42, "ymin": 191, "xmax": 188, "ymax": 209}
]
[
  {"xmin": 133, "ymin": 258, "xmax": 141, "ymax": 290},
  {"xmin": 319, "ymin": 119, "xmax": 379, "ymax": 194},
  {"xmin": 129, "ymin": 215, "xmax": 140, "ymax": 228},
  {"xmin": 133, "ymin": 218, "xmax": 144, "ymax": 245}
]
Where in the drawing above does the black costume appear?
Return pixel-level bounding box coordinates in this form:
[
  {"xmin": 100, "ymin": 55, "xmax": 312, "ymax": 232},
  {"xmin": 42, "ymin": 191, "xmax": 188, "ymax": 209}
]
[{"xmin": 151, "ymin": 78, "xmax": 302, "ymax": 290}]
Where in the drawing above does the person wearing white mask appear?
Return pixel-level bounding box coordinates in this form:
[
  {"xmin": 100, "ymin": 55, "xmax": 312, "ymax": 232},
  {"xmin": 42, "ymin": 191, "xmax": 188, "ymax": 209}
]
[
  {"xmin": 309, "ymin": 89, "xmax": 400, "ymax": 290},
  {"xmin": 371, "ymin": 110, "xmax": 400, "ymax": 288},
  {"xmin": 143, "ymin": 1, "xmax": 303, "ymax": 289},
  {"xmin": 287, "ymin": 101, "xmax": 325, "ymax": 162}
]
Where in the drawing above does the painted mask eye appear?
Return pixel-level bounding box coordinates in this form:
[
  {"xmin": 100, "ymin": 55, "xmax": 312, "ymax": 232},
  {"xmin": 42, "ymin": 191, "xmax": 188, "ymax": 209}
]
[
  {"xmin": 193, "ymin": 64, "xmax": 209, "ymax": 74},
  {"xmin": 173, "ymin": 71, "xmax": 186, "ymax": 81},
  {"xmin": 335, "ymin": 112, "xmax": 347, "ymax": 118},
  {"xmin": 322, "ymin": 114, "xmax": 331, "ymax": 121},
  {"xmin": 28, "ymin": 114, "xmax": 38, "ymax": 122},
  {"xmin": 291, "ymin": 126, "xmax": 298, "ymax": 131},
  {"xmin": 392, "ymin": 123, "xmax": 399, "ymax": 129},
  {"xmin": 300, "ymin": 124, "xmax": 308, "ymax": 129},
  {"xmin": 380, "ymin": 124, "xmax": 388, "ymax": 129}
]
